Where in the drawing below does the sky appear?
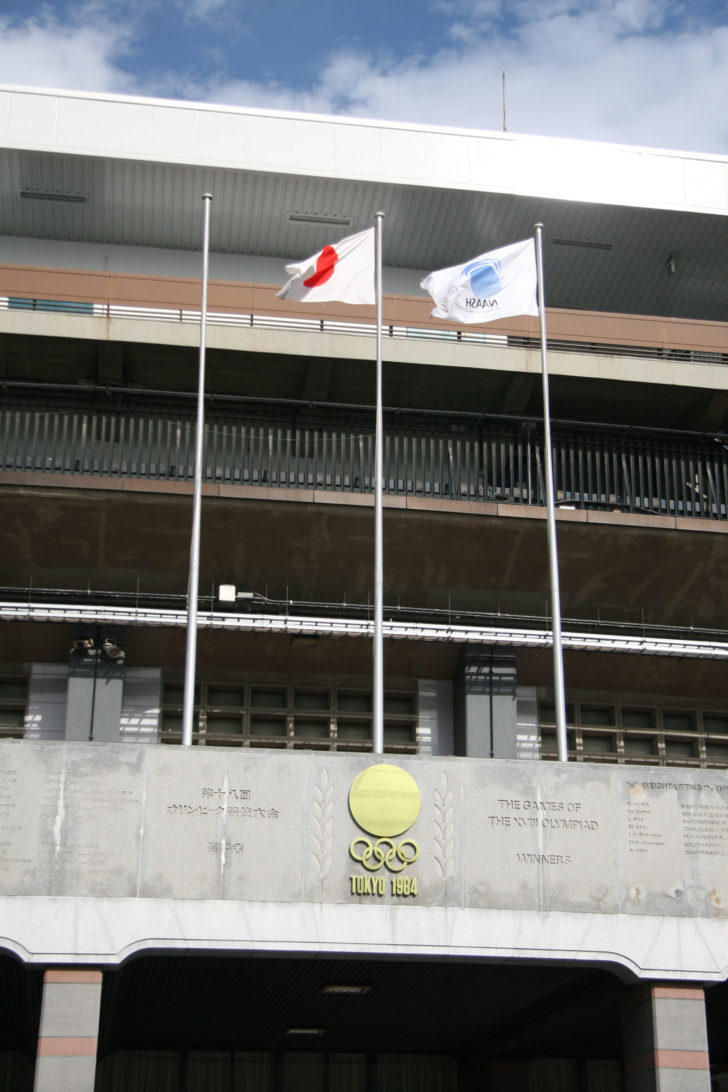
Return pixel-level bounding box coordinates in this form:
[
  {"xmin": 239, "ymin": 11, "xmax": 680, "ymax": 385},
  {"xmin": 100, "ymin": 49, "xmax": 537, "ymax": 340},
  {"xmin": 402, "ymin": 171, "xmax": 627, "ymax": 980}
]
[{"xmin": 0, "ymin": 0, "xmax": 727, "ymax": 155}]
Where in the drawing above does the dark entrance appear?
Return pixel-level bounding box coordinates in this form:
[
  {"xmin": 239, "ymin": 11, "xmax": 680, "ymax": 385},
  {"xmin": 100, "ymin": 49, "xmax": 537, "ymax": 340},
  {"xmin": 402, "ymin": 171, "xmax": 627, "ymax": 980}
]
[{"xmin": 95, "ymin": 953, "xmax": 626, "ymax": 1090}]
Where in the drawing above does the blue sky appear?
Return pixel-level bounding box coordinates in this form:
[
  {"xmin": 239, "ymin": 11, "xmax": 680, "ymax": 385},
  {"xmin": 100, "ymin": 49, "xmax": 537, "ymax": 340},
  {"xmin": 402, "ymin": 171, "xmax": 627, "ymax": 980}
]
[{"xmin": 0, "ymin": 0, "xmax": 727, "ymax": 154}]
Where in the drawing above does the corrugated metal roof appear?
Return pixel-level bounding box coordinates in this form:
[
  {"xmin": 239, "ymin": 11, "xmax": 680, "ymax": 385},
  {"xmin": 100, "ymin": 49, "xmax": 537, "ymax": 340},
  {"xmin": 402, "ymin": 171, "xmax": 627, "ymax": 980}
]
[{"xmin": 1, "ymin": 148, "xmax": 727, "ymax": 321}]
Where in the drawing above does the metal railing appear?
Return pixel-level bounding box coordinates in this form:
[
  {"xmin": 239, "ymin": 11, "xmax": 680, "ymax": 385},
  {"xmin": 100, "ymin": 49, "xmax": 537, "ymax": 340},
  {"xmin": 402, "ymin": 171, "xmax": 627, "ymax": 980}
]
[
  {"xmin": 2, "ymin": 296, "xmax": 727, "ymax": 367},
  {"xmin": 1, "ymin": 406, "xmax": 726, "ymax": 520}
]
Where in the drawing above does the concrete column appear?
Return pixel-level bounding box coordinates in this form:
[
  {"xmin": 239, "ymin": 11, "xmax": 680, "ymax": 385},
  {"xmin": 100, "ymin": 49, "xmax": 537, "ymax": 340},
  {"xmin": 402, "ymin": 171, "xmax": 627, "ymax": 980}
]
[
  {"xmin": 621, "ymin": 983, "xmax": 711, "ymax": 1092},
  {"xmin": 34, "ymin": 968, "xmax": 102, "ymax": 1092},
  {"xmin": 453, "ymin": 645, "xmax": 517, "ymax": 758}
]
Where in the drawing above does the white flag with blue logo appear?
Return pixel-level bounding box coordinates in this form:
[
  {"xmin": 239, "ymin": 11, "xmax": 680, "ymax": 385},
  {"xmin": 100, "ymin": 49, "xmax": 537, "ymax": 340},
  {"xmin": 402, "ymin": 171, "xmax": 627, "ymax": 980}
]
[{"xmin": 420, "ymin": 238, "xmax": 538, "ymax": 324}]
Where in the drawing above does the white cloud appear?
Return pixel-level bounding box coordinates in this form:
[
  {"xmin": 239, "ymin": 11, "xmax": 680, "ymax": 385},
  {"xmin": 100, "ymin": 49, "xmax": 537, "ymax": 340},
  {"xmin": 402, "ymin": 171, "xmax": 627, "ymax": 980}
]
[
  {"xmin": 201, "ymin": 3, "xmax": 728, "ymax": 154},
  {"xmin": 0, "ymin": 7, "xmax": 136, "ymax": 94},
  {"xmin": 0, "ymin": 1, "xmax": 726, "ymax": 154}
]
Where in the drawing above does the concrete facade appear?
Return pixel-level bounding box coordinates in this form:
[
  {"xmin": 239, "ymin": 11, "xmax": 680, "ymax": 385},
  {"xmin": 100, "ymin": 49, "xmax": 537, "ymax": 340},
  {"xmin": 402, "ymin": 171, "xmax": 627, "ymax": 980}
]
[
  {"xmin": 1, "ymin": 742, "xmax": 727, "ymax": 979},
  {"xmin": 0, "ymin": 84, "xmax": 727, "ymax": 1089}
]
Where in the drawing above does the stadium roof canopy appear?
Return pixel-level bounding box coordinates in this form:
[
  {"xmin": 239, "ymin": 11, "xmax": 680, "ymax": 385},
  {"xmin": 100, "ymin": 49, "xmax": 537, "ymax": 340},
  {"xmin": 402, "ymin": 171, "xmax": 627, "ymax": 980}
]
[{"xmin": 1, "ymin": 84, "xmax": 727, "ymax": 320}]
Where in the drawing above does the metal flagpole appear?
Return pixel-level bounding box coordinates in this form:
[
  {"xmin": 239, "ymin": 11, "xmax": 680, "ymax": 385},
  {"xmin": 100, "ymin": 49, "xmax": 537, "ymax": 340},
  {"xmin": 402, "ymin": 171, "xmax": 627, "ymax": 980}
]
[
  {"xmin": 182, "ymin": 193, "xmax": 213, "ymax": 748},
  {"xmin": 534, "ymin": 223, "xmax": 569, "ymax": 762},
  {"xmin": 372, "ymin": 211, "xmax": 385, "ymax": 755}
]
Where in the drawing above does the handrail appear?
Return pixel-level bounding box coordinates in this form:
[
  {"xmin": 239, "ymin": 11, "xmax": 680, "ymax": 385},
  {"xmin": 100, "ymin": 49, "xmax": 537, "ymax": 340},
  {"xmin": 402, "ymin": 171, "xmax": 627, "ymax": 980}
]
[
  {"xmin": 2, "ymin": 380, "xmax": 726, "ymax": 445},
  {"xmin": 2, "ymin": 295, "xmax": 727, "ymax": 368}
]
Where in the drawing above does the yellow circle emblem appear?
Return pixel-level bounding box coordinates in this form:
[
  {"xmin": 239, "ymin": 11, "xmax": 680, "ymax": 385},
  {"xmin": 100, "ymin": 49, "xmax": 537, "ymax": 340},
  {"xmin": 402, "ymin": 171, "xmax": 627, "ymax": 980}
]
[{"xmin": 348, "ymin": 763, "xmax": 421, "ymax": 837}]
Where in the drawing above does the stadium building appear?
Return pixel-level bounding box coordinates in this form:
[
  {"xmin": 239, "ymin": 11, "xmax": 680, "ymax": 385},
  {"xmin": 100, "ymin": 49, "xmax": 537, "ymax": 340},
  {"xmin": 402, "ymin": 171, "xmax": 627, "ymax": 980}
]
[{"xmin": 0, "ymin": 84, "xmax": 727, "ymax": 1091}]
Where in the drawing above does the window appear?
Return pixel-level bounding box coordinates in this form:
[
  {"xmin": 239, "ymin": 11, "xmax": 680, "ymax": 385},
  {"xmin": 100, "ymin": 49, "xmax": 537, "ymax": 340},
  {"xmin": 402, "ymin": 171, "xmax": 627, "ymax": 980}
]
[
  {"xmin": 0, "ymin": 676, "xmax": 28, "ymax": 738},
  {"xmin": 538, "ymin": 697, "xmax": 728, "ymax": 769},
  {"xmin": 160, "ymin": 680, "xmax": 418, "ymax": 753},
  {"xmin": 704, "ymin": 715, "xmax": 728, "ymax": 764},
  {"xmin": 9, "ymin": 297, "xmax": 94, "ymax": 315}
]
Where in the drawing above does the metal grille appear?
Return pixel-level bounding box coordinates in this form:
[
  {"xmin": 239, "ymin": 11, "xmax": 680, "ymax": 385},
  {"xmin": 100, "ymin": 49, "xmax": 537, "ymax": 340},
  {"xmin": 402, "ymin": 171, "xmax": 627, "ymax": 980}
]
[{"xmin": 1, "ymin": 406, "xmax": 726, "ymax": 520}]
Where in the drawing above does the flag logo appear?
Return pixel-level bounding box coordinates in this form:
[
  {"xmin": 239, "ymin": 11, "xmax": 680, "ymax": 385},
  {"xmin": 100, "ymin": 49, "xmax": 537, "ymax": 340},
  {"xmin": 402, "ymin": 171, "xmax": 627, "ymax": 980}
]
[{"xmin": 463, "ymin": 256, "xmax": 503, "ymax": 300}]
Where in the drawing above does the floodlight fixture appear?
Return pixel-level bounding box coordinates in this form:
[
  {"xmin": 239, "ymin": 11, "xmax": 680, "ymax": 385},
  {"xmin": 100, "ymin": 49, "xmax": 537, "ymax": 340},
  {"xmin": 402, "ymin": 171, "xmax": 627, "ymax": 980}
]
[{"xmin": 102, "ymin": 638, "xmax": 124, "ymax": 660}]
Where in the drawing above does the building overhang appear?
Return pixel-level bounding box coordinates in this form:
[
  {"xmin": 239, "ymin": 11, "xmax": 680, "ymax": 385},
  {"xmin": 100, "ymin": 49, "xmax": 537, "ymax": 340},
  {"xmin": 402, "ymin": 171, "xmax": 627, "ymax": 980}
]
[{"xmin": 1, "ymin": 85, "xmax": 728, "ymax": 320}]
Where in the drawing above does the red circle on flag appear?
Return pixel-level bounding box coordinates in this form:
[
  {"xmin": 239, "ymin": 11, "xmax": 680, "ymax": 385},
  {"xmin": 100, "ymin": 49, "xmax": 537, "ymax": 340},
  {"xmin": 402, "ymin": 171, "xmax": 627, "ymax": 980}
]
[{"xmin": 303, "ymin": 245, "xmax": 338, "ymax": 288}]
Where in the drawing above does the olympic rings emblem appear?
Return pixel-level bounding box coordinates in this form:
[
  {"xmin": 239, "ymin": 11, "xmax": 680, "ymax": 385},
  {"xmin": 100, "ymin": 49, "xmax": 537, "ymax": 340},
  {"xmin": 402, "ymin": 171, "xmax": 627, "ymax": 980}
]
[{"xmin": 349, "ymin": 837, "xmax": 419, "ymax": 872}]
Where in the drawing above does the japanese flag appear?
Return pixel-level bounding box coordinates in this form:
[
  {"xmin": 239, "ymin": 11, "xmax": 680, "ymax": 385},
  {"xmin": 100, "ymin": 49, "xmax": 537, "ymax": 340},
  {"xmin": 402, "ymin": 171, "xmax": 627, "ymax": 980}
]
[{"xmin": 277, "ymin": 227, "xmax": 375, "ymax": 305}]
